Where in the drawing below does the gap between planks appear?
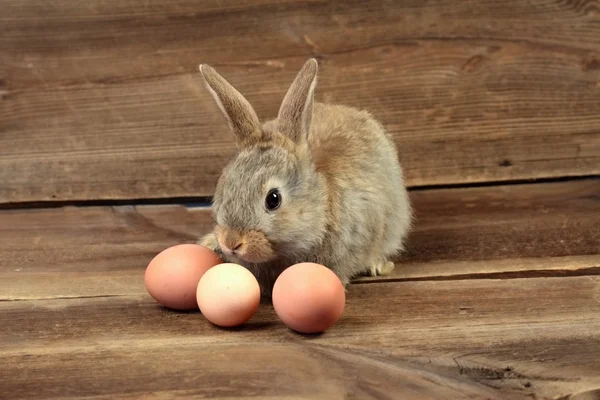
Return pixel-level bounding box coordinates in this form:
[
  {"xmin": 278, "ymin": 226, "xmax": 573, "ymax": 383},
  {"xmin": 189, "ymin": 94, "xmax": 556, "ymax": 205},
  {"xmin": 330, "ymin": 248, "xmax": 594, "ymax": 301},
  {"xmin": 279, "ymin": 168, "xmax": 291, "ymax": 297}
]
[{"xmin": 0, "ymin": 175, "xmax": 597, "ymax": 211}]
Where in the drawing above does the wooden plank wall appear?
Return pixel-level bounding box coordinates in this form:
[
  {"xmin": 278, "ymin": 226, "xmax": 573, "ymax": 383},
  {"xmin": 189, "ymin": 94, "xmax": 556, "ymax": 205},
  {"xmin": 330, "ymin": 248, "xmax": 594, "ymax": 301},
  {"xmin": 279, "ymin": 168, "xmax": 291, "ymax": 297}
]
[{"xmin": 1, "ymin": 0, "xmax": 599, "ymax": 204}]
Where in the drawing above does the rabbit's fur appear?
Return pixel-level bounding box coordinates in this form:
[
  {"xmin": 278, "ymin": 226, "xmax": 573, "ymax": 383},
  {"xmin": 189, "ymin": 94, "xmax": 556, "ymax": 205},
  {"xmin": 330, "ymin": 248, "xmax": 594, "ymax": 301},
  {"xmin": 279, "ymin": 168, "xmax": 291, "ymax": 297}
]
[{"xmin": 198, "ymin": 59, "xmax": 412, "ymax": 296}]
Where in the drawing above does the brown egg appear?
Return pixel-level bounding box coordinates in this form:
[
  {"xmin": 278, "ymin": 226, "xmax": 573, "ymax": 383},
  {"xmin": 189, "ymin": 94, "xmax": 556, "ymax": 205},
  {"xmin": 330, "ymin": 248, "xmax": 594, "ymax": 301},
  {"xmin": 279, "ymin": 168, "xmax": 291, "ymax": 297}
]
[
  {"xmin": 272, "ymin": 262, "xmax": 346, "ymax": 334},
  {"xmin": 196, "ymin": 263, "xmax": 260, "ymax": 327},
  {"xmin": 144, "ymin": 244, "xmax": 222, "ymax": 310}
]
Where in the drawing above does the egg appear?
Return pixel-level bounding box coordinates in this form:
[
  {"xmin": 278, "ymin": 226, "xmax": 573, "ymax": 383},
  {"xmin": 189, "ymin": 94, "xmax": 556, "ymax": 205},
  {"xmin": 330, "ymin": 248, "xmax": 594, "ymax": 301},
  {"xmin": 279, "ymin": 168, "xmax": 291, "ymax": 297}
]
[
  {"xmin": 196, "ymin": 263, "xmax": 260, "ymax": 327},
  {"xmin": 144, "ymin": 244, "xmax": 222, "ymax": 310},
  {"xmin": 272, "ymin": 262, "xmax": 345, "ymax": 334}
]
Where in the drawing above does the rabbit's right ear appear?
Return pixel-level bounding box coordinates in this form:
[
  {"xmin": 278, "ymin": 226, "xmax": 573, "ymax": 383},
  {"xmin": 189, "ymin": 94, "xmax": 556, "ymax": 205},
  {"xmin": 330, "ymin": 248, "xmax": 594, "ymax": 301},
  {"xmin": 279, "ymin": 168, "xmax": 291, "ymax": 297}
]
[
  {"xmin": 199, "ymin": 64, "xmax": 261, "ymax": 147},
  {"xmin": 276, "ymin": 59, "xmax": 318, "ymax": 145}
]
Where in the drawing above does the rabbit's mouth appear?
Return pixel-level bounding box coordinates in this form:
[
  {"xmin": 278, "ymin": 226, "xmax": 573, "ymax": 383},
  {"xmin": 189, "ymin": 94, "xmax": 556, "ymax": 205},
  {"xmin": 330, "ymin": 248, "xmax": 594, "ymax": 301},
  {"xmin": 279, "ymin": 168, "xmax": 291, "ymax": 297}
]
[
  {"xmin": 229, "ymin": 252, "xmax": 271, "ymax": 265},
  {"xmin": 224, "ymin": 249, "xmax": 276, "ymax": 266}
]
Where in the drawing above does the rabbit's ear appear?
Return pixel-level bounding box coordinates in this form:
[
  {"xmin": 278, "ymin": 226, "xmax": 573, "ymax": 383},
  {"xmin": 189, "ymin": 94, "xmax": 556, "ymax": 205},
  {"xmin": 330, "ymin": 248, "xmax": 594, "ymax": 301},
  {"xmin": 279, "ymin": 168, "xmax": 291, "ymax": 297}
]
[
  {"xmin": 199, "ymin": 64, "xmax": 261, "ymax": 146},
  {"xmin": 277, "ymin": 59, "xmax": 318, "ymax": 145}
]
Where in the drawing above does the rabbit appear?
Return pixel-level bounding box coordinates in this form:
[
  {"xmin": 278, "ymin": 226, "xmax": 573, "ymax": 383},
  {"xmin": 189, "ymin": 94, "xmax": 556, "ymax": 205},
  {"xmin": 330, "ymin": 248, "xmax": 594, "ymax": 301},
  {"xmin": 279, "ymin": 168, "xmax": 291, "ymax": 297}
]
[{"xmin": 197, "ymin": 58, "xmax": 412, "ymax": 296}]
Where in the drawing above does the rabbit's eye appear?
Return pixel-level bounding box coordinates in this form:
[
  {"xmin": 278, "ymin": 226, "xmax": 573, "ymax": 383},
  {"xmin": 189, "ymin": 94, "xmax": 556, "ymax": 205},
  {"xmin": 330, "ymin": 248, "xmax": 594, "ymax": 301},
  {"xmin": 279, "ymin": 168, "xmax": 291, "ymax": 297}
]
[{"xmin": 265, "ymin": 189, "xmax": 281, "ymax": 211}]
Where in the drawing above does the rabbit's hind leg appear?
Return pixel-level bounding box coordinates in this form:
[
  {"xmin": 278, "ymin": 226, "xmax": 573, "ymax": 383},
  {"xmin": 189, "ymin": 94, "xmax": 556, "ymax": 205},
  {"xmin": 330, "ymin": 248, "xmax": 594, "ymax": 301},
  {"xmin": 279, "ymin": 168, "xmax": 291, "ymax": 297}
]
[{"xmin": 367, "ymin": 258, "xmax": 395, "ymax": 277}]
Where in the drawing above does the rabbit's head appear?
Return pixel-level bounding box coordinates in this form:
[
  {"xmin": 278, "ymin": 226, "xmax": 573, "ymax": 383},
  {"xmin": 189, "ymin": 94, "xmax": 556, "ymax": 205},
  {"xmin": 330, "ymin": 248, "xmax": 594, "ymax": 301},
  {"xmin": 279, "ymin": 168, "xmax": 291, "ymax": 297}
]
[{"xmin": 199, "ymin": 59, "xmax": 328, "ymax": 265}]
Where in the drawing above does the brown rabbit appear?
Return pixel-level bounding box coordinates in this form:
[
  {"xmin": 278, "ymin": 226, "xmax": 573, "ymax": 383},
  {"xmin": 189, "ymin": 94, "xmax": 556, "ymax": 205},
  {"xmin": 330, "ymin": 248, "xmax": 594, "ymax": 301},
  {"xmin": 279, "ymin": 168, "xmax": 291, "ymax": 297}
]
[{"xmin": 198, "ymin": 59, "xmax": 412, "ymax": 295}]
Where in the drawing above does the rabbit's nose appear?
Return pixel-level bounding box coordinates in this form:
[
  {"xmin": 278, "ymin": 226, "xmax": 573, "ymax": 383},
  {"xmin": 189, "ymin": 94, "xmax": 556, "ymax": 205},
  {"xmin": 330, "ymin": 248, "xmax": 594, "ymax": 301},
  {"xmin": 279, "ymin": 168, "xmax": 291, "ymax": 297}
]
[{"xmin": 218, "ymin": 236, "xmax": 243, "ymax": 255}]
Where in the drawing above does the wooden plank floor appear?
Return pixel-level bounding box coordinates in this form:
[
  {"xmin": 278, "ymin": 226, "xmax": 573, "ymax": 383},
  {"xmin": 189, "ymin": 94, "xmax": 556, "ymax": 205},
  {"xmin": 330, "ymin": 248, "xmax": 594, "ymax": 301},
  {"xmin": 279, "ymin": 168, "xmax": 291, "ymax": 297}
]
[
  {"xmin": 1, "ymin": 179, "xmax": 599, "ymax": 399},
  {"xmin": 2, "ymin": 0, "xmax": 600, "ymax": 203}
]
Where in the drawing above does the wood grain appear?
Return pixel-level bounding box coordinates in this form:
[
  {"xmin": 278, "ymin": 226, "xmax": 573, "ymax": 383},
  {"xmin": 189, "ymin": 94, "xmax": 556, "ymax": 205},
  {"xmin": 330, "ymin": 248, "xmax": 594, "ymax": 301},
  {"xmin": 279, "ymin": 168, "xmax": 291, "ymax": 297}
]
[
  {"xmin": 1, "ymin": 276, "xmax": 599, "ymax": 399},
  {"xmin": 1, "ymin": 180, "xmax": 597, "ymax": 300},
  {"xmin": 2, "ymin": 0, "xmax": 599, "ymax": 203}
]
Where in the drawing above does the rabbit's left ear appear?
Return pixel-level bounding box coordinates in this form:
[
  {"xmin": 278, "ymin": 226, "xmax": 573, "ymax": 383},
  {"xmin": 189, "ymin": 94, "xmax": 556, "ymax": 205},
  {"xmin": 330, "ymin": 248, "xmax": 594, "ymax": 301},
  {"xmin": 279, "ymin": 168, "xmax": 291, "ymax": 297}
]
[
  {"xmin": 276, "ymin": 59, "xmax": 318, "ymax": 145},
  {"xmin": 199, "ymin": 64, "xmax": 262, "ymax": 147}
]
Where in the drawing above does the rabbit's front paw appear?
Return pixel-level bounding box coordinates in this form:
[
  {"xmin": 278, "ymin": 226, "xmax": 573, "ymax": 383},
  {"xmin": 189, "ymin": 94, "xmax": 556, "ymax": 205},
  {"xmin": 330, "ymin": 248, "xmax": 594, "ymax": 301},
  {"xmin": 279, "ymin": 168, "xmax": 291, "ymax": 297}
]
[{"xmin": 198, "ymin": 232, "xmax": 219, "ymax": 253}]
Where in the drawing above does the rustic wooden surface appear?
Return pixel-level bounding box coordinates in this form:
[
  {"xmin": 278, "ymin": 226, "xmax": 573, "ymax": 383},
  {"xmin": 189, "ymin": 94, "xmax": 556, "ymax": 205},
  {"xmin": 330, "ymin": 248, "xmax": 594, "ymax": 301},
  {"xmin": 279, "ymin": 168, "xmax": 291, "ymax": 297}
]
[
  {"xmin": 2, "ymin": 0, "xmax": 600, "ymax": 203},
  {"xmin": 1, "ymin": 277, "xmax": 599, "ymax": 400},
  {"xmin": 1, "ymin": 180, "xmax": 599, "ymax": 399}
]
